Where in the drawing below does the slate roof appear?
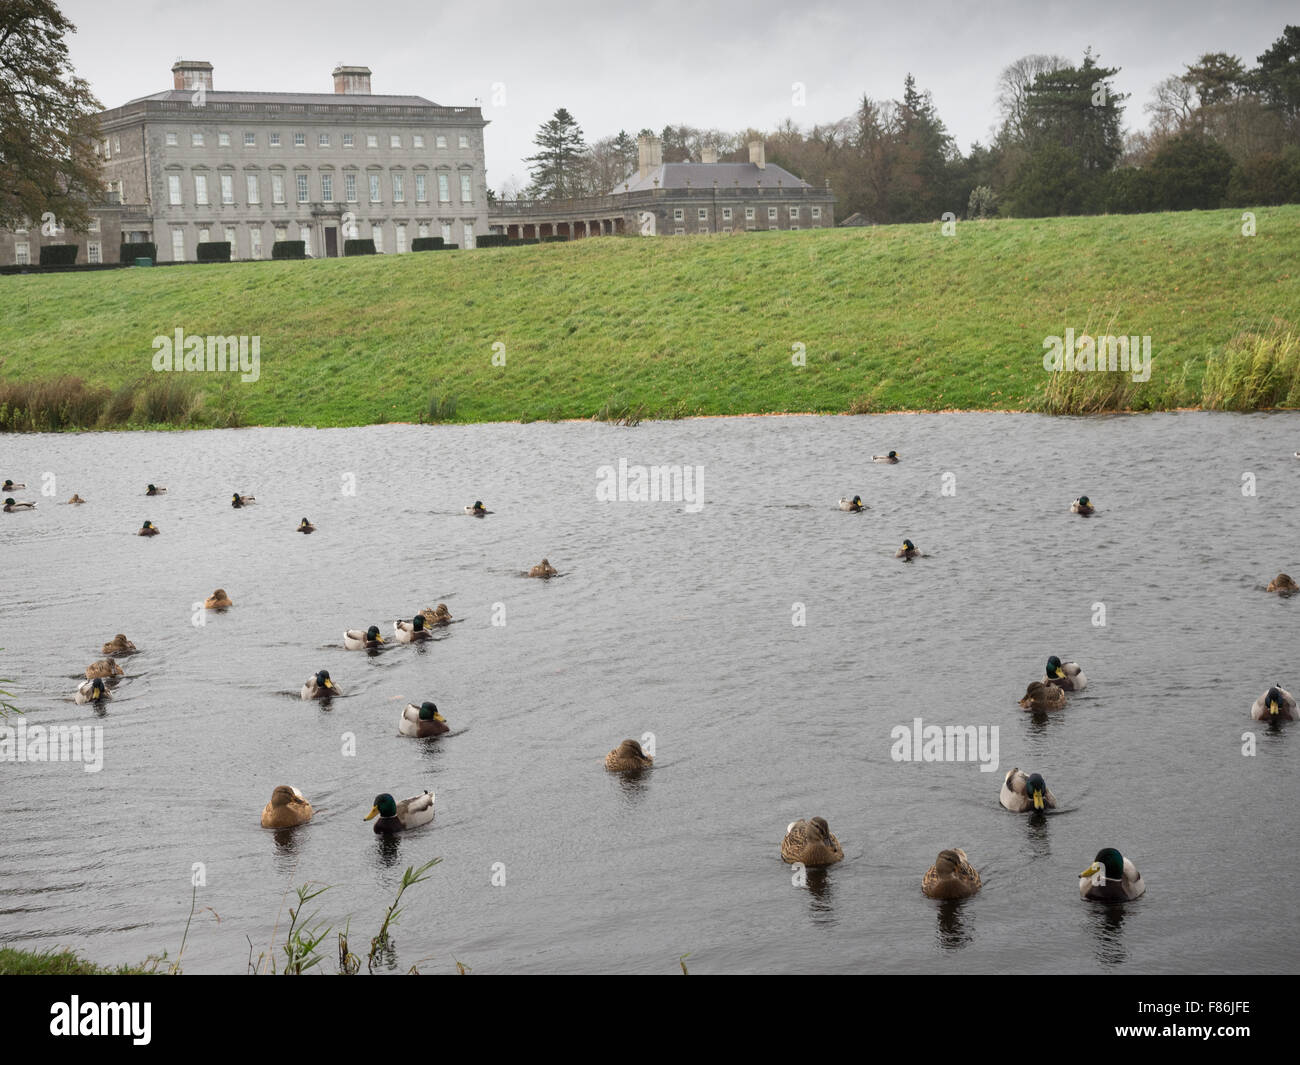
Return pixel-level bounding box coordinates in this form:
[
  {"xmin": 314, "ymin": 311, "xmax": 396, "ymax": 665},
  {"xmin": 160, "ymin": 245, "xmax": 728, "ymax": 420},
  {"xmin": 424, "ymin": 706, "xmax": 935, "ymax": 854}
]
[
  {"xmin": 614, "ymin": 161, "xmax": 812, "ymax": 194},
  {"xmin": 121, "ymin": 89, "xmax": 444, "ymax": 109}
]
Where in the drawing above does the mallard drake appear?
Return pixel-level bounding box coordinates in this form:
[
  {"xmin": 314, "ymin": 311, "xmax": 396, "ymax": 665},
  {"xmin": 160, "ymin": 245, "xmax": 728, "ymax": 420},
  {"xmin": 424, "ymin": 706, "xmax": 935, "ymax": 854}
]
[
  {"xmin": 74, "ymin": 677, "xmax": 110, "ymax": 705},
  {"xmin": 301, "ymin": 670, "xmax": 337, "ymax": 699},
  {"xmin": 1019, "ymin": 680, "xmax": 1067, "ymax": 711},
  {"xmin": 394, "ymin": 616, "xmax": 430, "ymax": 642},
  {"xmin": 1251, "ymin": 685, "xmax": 1298, "ymax": 721},
  {"xmin": 343, "ymin": 625, "xmax": 384, "ymax": 650},
  {"xmin": 838, "ymin": 495, "xmax": 865, "ymax": 511},
  {"xmin": 1070, "ymin": 496, "xmax": 1095, "ymax": 515},
  {"xmin": 66, "ymin": 494, "xmax": 86, "ymax": 505},
  {"xmin": 1079, "ymin": 848, "xmax": 1145, "ymax": 901},
  {"xmin": 1044, "ymin": 656, "xmax": 1086, "ymax": 691},
  {"xmin": 296, "ymin": 518, "xmax": 315, "ymax": 534},
  {"xmin": 1000, "ymin": 768, "xmax": 1058, "ymax": 812},
  {"xmin": 528, "ymin": 558, "xmax": 558, "ymax": 578},
  {"xmin": 419, "ymin": 604, "xmax": 453, "ymax": 626},
  {"xmin": 138, "ymin": 521, "xmax": 159, "ymax": 536},
  {"xmin": 780, "ymin": 817, "xmax": 844, "ymax": 867},
  {"xmin": 260, "ymin": 785, "xmax": 313, "ymax": 829},
  {"xmin": 231, "ymin": 493, "xmax": 255, "ymax": 508},
  {"xmin": 604, "ymin": 739, "xmax": 653, "ymax": 771},
  {"xmin": 922, "ymin": 848, "xmax": 982, "ymax": 899},
  {"xmin": 1267, "ymin": 573, "xmax": 1298, "ymax": 594},
  {"xmin": 399, "ymin": 701, "xmax": 449, "ymax": 737},
  {"xmin": 465, "ymin": 501, "xmax": 490, "ymax": 516},
  {"xmin": 2, "ymin": 479, "xmax": 25, "ymax": 490},
  {"xmin": 896, "ymin": 538, "xmax": 919, "ymax": 559},
  {"xmin": 102, "ymin": 634, "xmax": 137, "ymax": 656},
  {"xmin": 84, "ymin": 659, "xmax": 124, "ymax": 680},
  {"xmin": 364, "ymin": 791, "xmax": 434, "ymax": 834},
  {"xmin": 3, "ymin": 498, "xmax": 36, "ymax": 511},
  {"xmin": 145, "ymin": 484, "xmax": 166, "ymax": 495},
  {"xmin": 872, "ymin": 451, "xmax": 900, "ymax": 464},
  {"xmin": 204, "ymin": 588, "xmax": 233, "ymax": 609}
]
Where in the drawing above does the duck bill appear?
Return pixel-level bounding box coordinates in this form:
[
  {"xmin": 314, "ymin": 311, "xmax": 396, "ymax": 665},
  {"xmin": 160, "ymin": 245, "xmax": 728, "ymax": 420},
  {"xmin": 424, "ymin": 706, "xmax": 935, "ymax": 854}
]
[
  {"xmin": 1079, "ymin": 862, "xmax": 1101, "ymax": 879},
  {"xmin": 1055, "ymin": 668, "xmax": 1065, "ymax": 678},
  {"xmin": 1032, "ymin": 791, "xmax": 1044, "ymax": 811},
  {"xmin": 433, "ymin": 712, "xmax": 447, "ymax": 723},
  {"xmin": 1270, "ymin": 700, "xmax": 1279, "ymax": 716},
  {"xmin": 323, "ymin": 679, "xmax": 333, "ymax": 689},
  {"xmin": 363, "ymin": 806, "xmax": 379, "ymax": 821}
]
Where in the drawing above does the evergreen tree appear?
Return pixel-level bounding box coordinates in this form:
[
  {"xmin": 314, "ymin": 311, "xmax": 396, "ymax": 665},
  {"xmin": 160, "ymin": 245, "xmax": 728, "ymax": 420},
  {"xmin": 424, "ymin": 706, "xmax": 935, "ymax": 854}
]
[{"xmin": 525, "ymin": 108, "xmax": 587, "ymax": 199}]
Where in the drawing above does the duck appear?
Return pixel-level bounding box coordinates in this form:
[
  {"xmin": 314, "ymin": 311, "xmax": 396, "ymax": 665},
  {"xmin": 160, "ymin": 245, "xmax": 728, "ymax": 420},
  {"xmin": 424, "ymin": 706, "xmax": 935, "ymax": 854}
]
[
  {"xmin": 138, "ymin": 521, "xmax": 159, "ymax": 536},
  {"xmin": 895, "ymin": 538, "xmax": 919, "ymax": 560},
  {"xmin": 3, "ymin": 498, "xmax": 36, "ymax": 511},
  {"xmin": 101, "ymin": 634, "xmax": 137, "ymax": 656},
  {"xmin": 922, "ymin": 848, "xmax": 982, "ymax": 899},
  {"xmin": 419, "ymin": 604, "xmax": 453, "ymax": 627},
  {"xmin": 364, "ymin": 791, "xmax": 434, "ymax": 834},
  {"xmin": 343, "ymin": 625, "xmax": 384, "ymax": 650},
  {"xmin": 84, "ymin": 659, "xmax": 124, "ymax": 680},
  {"xmin": 872, "ymin": 451, "xmax": 900, "ymax": 464},
  {"xmin": 1251, "ymin": 684, "xmax": 1298, "ymax": 721},
  {"xmin": 1079, "ymin": 847, "xmax": 1145, "ymax": 901},
  {"xmin": 1044, "ymin": 656, "xmax": 1087, "ymax": 691},
  {"xmin": 838, "ymin": 495, "xmax": 865, "ymax": 512},
  {"xmin": 296, "ymin": 518, "xmax": 316, "ymax": 534},
  {"xmin": 74, "ymin": 677, "xmax": 110, "ymax": 705},
  {"xmin": 1070, "ymin": 496, "xmax": 1095, "ymax": 515},
  {"xmin": 2, "ymin": 479, "xmax": 26, "ymax": 490},
  {"xmin": 231, "ymin": 492, "xmax": 256, "ymax": 508},
  {"xmin": 1019, "ymin": 680, "xmax": 1067, "ymax": 711},
  {"xmin": 1000, "ymin": 768, "xmax": 1058, "ymax": 812},
  {"xmin": 145, "ymin": 484, "xmax": 166, "ymax": 496},
  {"xmin": 1267, "ymin": 573, "xmax": 1298, "ymax": 594},
  {"xmin": 780, "ymin": 817, "xmax": 844, "ymax": 867},
  {"xmin": 399, "ymin": 701, "xmax": 449, "ymax": 737},
  {"xmin": 393, "ymin": 616, "xmax": 430, "ymax": 642},
  {"xmin": 301, "ymin": 670, "xmax": 337, "ymax": 699},
  {"xmin": 66, "ymin": 494, "xmax": 86, "ymax": 505},
  {"xmin": 528, "ymin": 558, "xmax": 558, "ymax": 578},
  {"xmin": 465, "ymin": 501, "xmax": 490, "ymax": 516},
  {"xmin": 604, "ymin": 738, "xmax": 653, "ymax": 771},
  {"xmin": 204, "ymin": 588, "xmax": 233, "ymax": 609},
  {"xmin": 260, "ymin": 785, "xmax": 313, "ymax": 829}
]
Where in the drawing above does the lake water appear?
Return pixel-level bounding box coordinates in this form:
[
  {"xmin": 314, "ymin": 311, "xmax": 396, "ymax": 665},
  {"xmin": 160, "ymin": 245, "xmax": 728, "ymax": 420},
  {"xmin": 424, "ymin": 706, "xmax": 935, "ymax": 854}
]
[{"xmin": 2, "ymin": 412, "xmax": 1297, "ymax": 974}]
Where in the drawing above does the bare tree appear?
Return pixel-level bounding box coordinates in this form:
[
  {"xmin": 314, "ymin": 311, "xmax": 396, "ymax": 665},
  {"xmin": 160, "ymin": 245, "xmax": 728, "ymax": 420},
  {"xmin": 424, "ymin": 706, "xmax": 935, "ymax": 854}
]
[{"xmin": 996, "ymin": 53, "xmax": 1070, "ymax": 144}]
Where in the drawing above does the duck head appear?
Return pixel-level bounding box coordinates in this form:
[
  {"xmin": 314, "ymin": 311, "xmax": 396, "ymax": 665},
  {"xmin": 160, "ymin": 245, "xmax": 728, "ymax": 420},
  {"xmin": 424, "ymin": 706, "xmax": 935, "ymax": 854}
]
[
  {"xmin": 1025, "ymin": 772, "xmax": 1048, "ymax": 810},
  {"xmin": 1266, "ymin": 685, "xmax": 1287, "ymax": 717},
  {"xmin": 1046, "ymin": 655, "xmax": 1065, "ymax": 678},
  {"xmin": 364, "ymin": 793, "xmax": 398, "ymax": 821},
  {"xmin": 314, "ymin": 670, "xmax": 334, "ymax": 691},
  {"xmin": 87, "ymin": 677, "xmax": 106, "ymax": 701},
  {"xmin": 365, "ymin": 625, "xmax": 384, "ymax": 643},
  {"xmin": 418, "ymin": 701, "xmax": 446, "ymax": 723},
  {"xmin": 1080, "ymin": 847, "xmax": 1125, "ymax": 882}
]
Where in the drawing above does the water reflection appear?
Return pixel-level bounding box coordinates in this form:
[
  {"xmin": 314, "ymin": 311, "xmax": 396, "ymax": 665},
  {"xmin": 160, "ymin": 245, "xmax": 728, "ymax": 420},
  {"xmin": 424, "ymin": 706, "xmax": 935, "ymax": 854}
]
[
  {"xmin": 934, "ymin": 898, "xmax": 973, "ymax": 951},
  {"xmin": 374, "ymin": 833, "xmax": 404, "ymax": 868},
  {"xmin": 615, "ymin": 768, "xmax": 651, "ymax": 802},
  {"xmin": 802, "ymin": 867, "xmax": 835, "ymax": 923},
  {"xmin": 1086, "ymin": 903, "xmax": 1130, "ymax": 966}
]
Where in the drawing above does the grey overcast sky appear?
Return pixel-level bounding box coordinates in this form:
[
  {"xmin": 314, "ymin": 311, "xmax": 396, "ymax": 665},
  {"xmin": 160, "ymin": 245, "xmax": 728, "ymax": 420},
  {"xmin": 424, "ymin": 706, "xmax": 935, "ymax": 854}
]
[{"xmin": 61, "ymin": 0, "xmax": 1295, "ymax": 192}]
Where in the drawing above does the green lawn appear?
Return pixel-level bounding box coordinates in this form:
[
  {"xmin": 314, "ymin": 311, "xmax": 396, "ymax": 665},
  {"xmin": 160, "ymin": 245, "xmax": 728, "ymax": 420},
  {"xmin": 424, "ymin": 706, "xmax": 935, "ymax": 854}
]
[
  {"xmin": 0, "ymin": 945, "xmax": 156, "ymax": 975},
  {"xmin": 1, "ymin": 207, "xmax": 1297, "ymax": 427}
]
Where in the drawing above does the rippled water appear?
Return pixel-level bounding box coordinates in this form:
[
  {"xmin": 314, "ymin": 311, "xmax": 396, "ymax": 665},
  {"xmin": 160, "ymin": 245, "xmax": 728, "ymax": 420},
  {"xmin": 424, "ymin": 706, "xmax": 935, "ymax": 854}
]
[{"xmin": 2, "ymin": 412, "xmax": 1297, "ymax": 974}]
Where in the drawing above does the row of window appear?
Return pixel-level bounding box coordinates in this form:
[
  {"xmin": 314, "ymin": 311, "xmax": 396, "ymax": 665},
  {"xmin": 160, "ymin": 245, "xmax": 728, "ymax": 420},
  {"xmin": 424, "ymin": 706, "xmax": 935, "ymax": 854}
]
[
  {"xmin": 169, "ymin": 219, "xmax": 475, "ymax": 259},
  {"xmin": 673, "ymin": 205, "xmax": 823, "ymax": 222},
  {"xmin": 159, "ymin": 131, "xmax": 472, "ymax": 151},
  {"xmin": 165, "ymin": 171, "xmax": 474, "ymax": 207},
  {"xmin": 13, "ymin": 242, "xmax": 103, "ymax": 265}
]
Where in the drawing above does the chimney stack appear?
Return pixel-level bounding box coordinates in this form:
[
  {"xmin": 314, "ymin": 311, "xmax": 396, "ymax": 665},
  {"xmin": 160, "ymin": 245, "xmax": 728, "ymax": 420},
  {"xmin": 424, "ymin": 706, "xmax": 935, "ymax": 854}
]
[
  {"xmin": 700, "ymin": 147, "xmax": 718, "ymax": 165},
  {"xmin": 172, "ymin": 60, "xmax": 213, "ymax": 92},
  {"xmin": 637, "ymin": 134, "xmax": 662, "ymax": 180},
  {"xmin": 332, "ymin": 65, "xmax": 373, "ymax": 94},
  {"xmin": 748, "ymin": 139, "xmax": 766, "ymax": 170}
]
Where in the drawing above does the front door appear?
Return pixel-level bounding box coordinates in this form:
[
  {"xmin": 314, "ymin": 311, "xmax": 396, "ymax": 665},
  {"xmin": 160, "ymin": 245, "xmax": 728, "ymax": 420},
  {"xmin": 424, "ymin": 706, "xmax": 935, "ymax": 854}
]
[{"xmin": 325, "ymin": 226, "xmax": 338, "ymax": 257}]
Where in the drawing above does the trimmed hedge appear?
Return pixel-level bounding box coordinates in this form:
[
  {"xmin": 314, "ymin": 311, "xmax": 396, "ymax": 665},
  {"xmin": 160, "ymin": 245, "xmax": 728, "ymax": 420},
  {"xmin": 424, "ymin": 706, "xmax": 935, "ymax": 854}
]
[
  {"xmin": 120, "ymin": 242, "xmax": 156, "ymax": 262},
  {"xmin": 344, "ymin": 239, "xmax": 376, "ymax": 256},
  {"xmin": 475, "ymin": 234, "xmax": 510, "ymax": 248},
  {"xmin": 196, "ymin": 241, "xmax": 232, "ymax": 263},
  {"xmin": 411, "ymin": 237, "xmax": 445, "ymax": 251},
  {"xmin": 38, "ymin": 244, "xmax": 78, "ymax": 266},
  {"xmin": 271, "ymin": 240, "xmax": 306, "ymax": 260}
]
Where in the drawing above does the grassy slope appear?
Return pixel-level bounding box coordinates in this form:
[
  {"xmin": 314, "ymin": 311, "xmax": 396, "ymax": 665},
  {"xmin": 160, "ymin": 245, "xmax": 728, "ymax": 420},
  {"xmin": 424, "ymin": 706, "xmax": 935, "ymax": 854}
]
[
  {"xmin": 1, "ymin": 206, "xmax": 1297, "ymax": 426},
  {"xmin": 0, "ymin": 946, "xmax": 155, "ymax": 975}
]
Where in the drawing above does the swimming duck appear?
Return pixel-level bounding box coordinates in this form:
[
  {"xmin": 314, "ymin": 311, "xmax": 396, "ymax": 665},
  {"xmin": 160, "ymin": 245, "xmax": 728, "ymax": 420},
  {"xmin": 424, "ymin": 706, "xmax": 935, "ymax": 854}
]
[
  {"xmin": 231, "ymin": 493, "xmax": 256, "ymax": 508},
  {"xmin": 419, "ymin": 604, "xmax": 453, "ymax": 626},
  {"xmin": 1071, "ymin": 496, "xmax": 1095, "ymax": 515},
  {"xmin": 301, "ymin": 670, "xmax": 337, "ymax": 699},
  {"xmin": 604, "ymin": 739, "xmax": 653, "ymax": 771},
  {"xmin": 145, "ymin": 484, "xmax": 166, "ymax": 495},
  {"xmin": 343, "ymin": 625, "xmax": 384, "ymax": 650},
  {"xmin": 399, "ymin": 701, "xmax": 449, "ymax": 737},
  {"xmin": 3, "ymin": 498, "xmax": 36, "ymax": 511},
  {"xmin": 1044, "ymin": 656, "xmax": 1087, "ymax": 691},
  {"xmin": 364, "ymin": 791, "xmax": 434, "ymax": 834},
  {"xmin": 138, "ymin": 521, "xmax": 159, "ymax": 536},
  {"xmin": 1251, "ymin": 685, "xmax": 1298, "ymax": 721},
  {"xmin": 838, "ymin": 495, "xmax": 865, "ymax": 512},
  {"xmin": 1079, "ymin": 847, "xmax": 1145, "ymax": 901},
  {"xmin": 780, "ymin": 817, "xmax": 844, "ymax": 867},
  {"xmin": 1267, "ymin": 573, "xmax": 1298, "ymax": 594},
  {"xmin": 873, "ymin": 451, "xmax": 900, "ymax": 464},
  {"xmin": 1019, "ymin": 680, "xmax": 1067, "ymax": 711},
  {"xmin": 393, "ymin": 616, "xmax": 430, "ymax": 642},
  {"xmin": 74, "ymin": 677, "xmax": 110, "ymax": 705},
  {"xmin": 465, "ymin": 501, "xmax": 490, "ymax": 516},
  {"xmin": 204, "ymin": 588, "xmax": 233, "ymax": 609},
  {"xmin": 1000, "ymin": 768, "xmax": 1058, "ymax": 812},
  {"xmin": 66, "ymin": 494, "xmax": 86, "ymax": 505},
  {"xmin": 528, "ymin": 559, "xmax": 558, "ymax": 578},
  {"xmin": 260, "ymin": 785, "xmax": 313, "ymax": 829},
  {"xmin": 922, "ymin": 848, "xmax": 982, "ymax": 899},
  {"xmin": 102, "ymin": 634, "xmax": 137, "ymax": 656},
  {"xmin": 296, "ymin": 518, "xmax": 316, "ymax": 534},
  {"xmin": 896, "ymin": 539, "xmax": 919, "ymax": 559},
  {"xmin": 84, "ymin": 659, "xmax": 124, "ymax": 680},
  {"xmin": 2, "ymin": 480, "xmax": 25, "ymax": 490}
]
